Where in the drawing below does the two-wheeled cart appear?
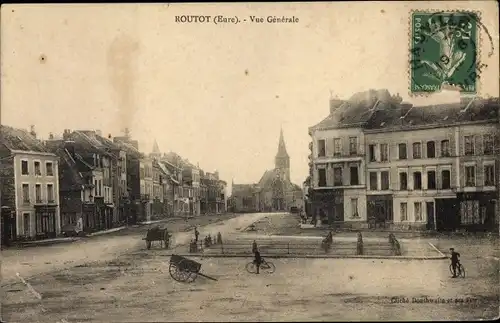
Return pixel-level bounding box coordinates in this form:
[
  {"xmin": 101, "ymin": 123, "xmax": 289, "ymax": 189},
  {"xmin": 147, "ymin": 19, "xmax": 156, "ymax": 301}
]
[{"xmin": 168, "ymin": 254, "xmax": 218, "ymax": 283}]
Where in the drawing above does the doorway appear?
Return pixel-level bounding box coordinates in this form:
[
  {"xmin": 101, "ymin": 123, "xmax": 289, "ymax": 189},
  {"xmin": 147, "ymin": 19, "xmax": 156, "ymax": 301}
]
[
  {"xmin": 1, "ymin": 208, "xmax": 16, "ymax": 247},
  {"xmin": 426, "ymin": 201, "xmax": 435, "ymax": 230}
]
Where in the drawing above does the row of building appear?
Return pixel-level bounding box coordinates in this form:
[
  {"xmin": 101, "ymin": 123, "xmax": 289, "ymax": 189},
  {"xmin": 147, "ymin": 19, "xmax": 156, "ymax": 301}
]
[
  {"xmin": 304, "ymin": 89, "xmax": 500, "ymax": 232},
  {"xmin": 0, "ymin": 127, "xmax": 227, "ymax": 244}
]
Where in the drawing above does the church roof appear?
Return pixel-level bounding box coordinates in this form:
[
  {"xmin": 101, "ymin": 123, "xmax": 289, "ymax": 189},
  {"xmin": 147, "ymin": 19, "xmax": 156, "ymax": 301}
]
[
  {"xmin": 258, "ymin": 169, "xmax": 278, "ymax": 188},
  {"xmin": 276, "ymin": 128, "xmax": 289, "ymax": 158}
]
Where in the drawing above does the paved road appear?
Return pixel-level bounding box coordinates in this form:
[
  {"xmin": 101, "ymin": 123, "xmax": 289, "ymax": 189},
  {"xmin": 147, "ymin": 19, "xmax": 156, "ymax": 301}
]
[{"xmin": 1, "ymin": 213, "xmax": 270, "ymax": 285}]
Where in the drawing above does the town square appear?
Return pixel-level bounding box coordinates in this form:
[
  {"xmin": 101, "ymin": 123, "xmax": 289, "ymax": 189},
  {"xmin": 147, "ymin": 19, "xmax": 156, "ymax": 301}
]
[{"xmin": 1, "ymin": 2, "xmax": 499, "ymax": 322}]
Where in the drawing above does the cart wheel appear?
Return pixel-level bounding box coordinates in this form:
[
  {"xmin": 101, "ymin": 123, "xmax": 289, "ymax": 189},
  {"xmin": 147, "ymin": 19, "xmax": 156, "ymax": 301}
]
[
  {"xmin": 169, "ymin": 263, "xmax": 184, "ymax": 282},
  {"xmin": 177, "ymin": 259, "xmax": 194, "ymax": 283},
  {"xmin": 146, "ymin": 240, "xmax": 151, "ymax": 250}
]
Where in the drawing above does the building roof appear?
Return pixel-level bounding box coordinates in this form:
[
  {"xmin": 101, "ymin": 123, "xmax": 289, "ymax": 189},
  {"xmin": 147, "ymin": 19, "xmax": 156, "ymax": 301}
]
[
  {"xmin": 0, "ymin": 125, "xmax": 51, "ymax": 153},
  {"xmin": 276, "ymin": 128, "xmax": 289, "ymax": 158},
  {"xmin": 310, "ymin": 89, "xmax": 394, "ymax": 131},
  {"xmin": 310, "ymin": 90, "xmax": 499, "ymax": 133},
  {"xmin": 55, "ymin": 147, "xmax": 93, "ymax": 191},
  {"xmin": 365, "ymin": 97, "xmax": 499, "ymax": 131}
]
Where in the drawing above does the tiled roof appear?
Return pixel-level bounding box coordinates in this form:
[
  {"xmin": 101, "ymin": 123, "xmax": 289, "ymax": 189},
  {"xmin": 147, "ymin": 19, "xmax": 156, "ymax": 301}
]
[
  {"xmin": 0, "ymin": 125, "xmax": 50, "ymax": 153},
  {"xmin": 258, "ymin": 169, "xmax": 278, "ymax": 188},
  {"xmin": 310, "ymin": 89, "xmax": 392, "ymax": 130},
  {"xmin": 55, "ymin": 147, "xmax": 87, "ymax": 191},
  {"xmin": 365, "ymin": 98, "xmax": 499, "ymax": 131}
]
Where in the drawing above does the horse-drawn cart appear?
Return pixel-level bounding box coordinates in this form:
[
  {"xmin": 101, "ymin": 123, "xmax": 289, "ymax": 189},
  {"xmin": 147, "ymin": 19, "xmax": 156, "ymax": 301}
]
[
  {"xmin": 169, "ymin": 254, "xmax": 218, "ymax": 283},
  {"xmin": 143, "ymin": 226, "xmax": 171, "ymax": 249}
]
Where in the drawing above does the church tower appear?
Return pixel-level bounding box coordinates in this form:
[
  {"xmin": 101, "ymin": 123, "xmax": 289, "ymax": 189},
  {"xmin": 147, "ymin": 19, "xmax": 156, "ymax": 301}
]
[
  {"xmin": 151, "ymin": 139, "xmax": 161, "ymax": 159},
  {"xmin": 275, "ymin": 128, "xmax": 290, "ymax": 182}
]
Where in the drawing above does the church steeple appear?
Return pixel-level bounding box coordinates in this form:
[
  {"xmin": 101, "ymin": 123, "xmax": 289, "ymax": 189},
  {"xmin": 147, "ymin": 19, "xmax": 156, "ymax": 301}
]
[
  {"xmin": 276, "ymin": 127, "xmax": 289, "ymax": 159},
  {"xmin": 275, "ymin": 127, "xmax": 290, "ymax": 182},
  {"xmin": 151, "ymin": 139, "xmax": 161, "ymax": 159}
]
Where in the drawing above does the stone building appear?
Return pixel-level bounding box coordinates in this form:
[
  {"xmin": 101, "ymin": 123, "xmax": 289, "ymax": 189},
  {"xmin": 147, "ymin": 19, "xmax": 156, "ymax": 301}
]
[
  {"xmin": 231, "ymin": 128, "xmax": 303, "ymax": 213},
  {"xmin": 307, "ymin": 89, "xmax": 499, "ymax": 232},
  {"xmin": 0, "ymin": 125, "xmax": 61, "ymax": 243}
]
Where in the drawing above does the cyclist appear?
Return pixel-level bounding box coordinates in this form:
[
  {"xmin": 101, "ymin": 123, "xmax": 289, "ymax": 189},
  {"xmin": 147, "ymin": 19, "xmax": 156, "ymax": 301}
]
[
  {"xmin": 450, "ymin": 247, "xmax": 461, "ymax": 278},
  {"xmin": 253, "ymin": 247, "xmax": 262, "ymax": 274},
  {"xmin": 252, "ymin": 240, "xmax": 258, "ymax": 253}
]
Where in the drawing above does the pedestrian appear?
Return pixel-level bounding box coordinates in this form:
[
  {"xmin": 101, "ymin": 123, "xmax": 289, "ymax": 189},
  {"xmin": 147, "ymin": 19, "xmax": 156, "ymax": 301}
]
[
  {"xmin": 194, "ymin": 227, "xmax": 199, "ymax": 243},
  {"xmin": 253, "ymin": 247, "xmax": 262, "ymax": 274},
  {"xmin": 252, "ymin": 240, "xmax": 258, "ymax": 253},
  {"xmin": 450, "ymin": 247, "xmax": 461, "ymax": 278}
]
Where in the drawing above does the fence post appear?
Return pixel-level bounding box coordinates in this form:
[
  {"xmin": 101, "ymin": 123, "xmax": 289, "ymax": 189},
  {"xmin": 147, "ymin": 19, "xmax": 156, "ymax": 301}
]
[{"xmin": 288, "ymin": 242, "xmax": 290, "ymax": 255}]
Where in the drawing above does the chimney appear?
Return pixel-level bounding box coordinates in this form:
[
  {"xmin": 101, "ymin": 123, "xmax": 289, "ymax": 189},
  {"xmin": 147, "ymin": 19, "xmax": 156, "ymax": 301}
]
[
  {"xmin": 63, "ymin": 129, "xmax": 72, "ymax": 140},
  {"xmin": 49, "ymin": 132, "xmax": 54, "ymax": 139},
  {"xmin": 108, "ymin": 134, "xmax": 112, "ymax": 139},
  {"xmin": 29, "ymin": 125, "xmax": 36, "ymax": 138}
]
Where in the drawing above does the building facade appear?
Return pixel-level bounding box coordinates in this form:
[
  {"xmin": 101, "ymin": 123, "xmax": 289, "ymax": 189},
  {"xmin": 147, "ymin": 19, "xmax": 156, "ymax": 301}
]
[
  {"xmin": 0, "ymin": 125, "xmax": 61, "ymax": 242},
  {"xmin": 307, "ymin": 90, "xmax": 499, "ymax": 232},
  {"xmin": 231, "ymin": 129, "xmax": 303, "ymax": 213}
]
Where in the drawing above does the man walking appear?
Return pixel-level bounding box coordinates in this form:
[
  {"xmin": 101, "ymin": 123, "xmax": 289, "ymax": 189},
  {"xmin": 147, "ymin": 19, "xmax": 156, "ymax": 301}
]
[
  {"xmin": 194, "ymin": 227, "xmax": 199, "ymax": 243},
  {"xmin": 450, "ymin": 247, "xmax": 461, "ymax": 278}
]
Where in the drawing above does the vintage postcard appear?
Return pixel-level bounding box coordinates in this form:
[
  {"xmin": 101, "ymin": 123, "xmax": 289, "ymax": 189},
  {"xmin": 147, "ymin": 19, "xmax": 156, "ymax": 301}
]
[{"xmin": 1, "ymin": 2, "xmax": 499, "ymax": 322}]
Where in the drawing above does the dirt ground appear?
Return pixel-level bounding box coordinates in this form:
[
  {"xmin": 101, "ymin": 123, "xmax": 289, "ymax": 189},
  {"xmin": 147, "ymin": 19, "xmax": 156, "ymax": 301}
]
[
  {"xmin": 2, "ymin": 250, "xmax": 498, "ymax": 322},
  {"xmin": 2, "ymin": 212, "xmax": 498, "ymax": 321}
]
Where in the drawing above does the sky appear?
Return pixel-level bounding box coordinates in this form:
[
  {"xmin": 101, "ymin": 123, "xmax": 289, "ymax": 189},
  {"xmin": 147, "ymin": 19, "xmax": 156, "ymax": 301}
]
[{"xmin": 1, "ymin": 2, "xmax": 499, "ymax": 188}]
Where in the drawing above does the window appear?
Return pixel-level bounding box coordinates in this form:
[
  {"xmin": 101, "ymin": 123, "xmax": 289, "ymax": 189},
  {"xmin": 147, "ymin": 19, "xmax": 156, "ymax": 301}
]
[
  {"xmin": 441, "ymin": 170, "xmax": 451, "ymax": 189},
  {"xmin": 412, "ymin": 142, "xmax": 422, "ymax": 159},
  {"xmin": 483, "ymin": 135, "xmax": 494, "ymax": 155},
  {"xmin": 380, "ymin": 144, "xmax": 389, "ymax": 162},
  {"xmin": 333, "ymin": 167, "xmax": 343, "ymax": 186},
  {"xmin": 333, "ymin": 138, "xmax": 341, "ymax": 156},
  {"xmin": 349, "ymin": 137, "xmax": 358, "ymax": 155},
  {"xmin": 381, "ymin": 171, "xmax": 389, "ymax": 190},
  {"xmin": 350, "ymin": 166, "xmax": 359, "ymax": 185},
  {"xmin": 369, "ymin": 144, "xmax": 376, "ymax": 162},
  {"xmin": 47, "ymin": 184, "xmax": 54, "ymax": 202},
  {"xmin": 413, "ymin": 172, "xmax": 422, "ymax": 190},
  {"xmin": 460, "ymin": 200, "xmax": 482, "ymax": 225},
  {"xmin": 398, "ymin": 143, "xmax": 407, "ymax": 159},
  {"xmin": 23, "ymin": 213, "xmax": 30, "ymax": 236},
  {"xmin": 34, "ymin": 161, "xmax": 41, "ymax": 175},
  {"xmin": 46, "ymin": 162, "xmax": 54, "ymax": 176},
  {"xmin": 35, "ymin": 184, "xmax": 42, "ymax": 203},
  {"xmin": 21, "ymin": 160, "xmax": 29, "ymax": 175},
  {"xmin": 318, "ymin": 168, "xmax": 327, "ymax": 187},
  {"xmin": 400, "ymin": 203, "xmax": 408, "ymax": 221},
  {"xmin": 414, "ymin": 202, "xmax": 422, "ymax": 221},
  {"xmin": 317, "ymin": 139, "xmax": 326, "ymax": 157},
  {"xmin": 484, "ymin": 165, "xmax": 495, "ymax": 186},
  {"xmin": 464, "ymin": 136, "xmax": 474, "ymax": 155},
  {"xmin": 427, "ymin": 170, "xmax": 436, "ymax": 189},
  {"xmin": 465, "ymin": 166, "xmax": 476, "ymax": 187},
  {"xmin": 351, "ymin": 198, "xmax": 359, "ymax": 218},
  {"xmin": 22, "ymin": 184, "xmax": 30, "ymax": 203},
  {"xmin": 369, "ymin": 172, "xmax": 378, "ymax": 190},
  {"xmin": 441, "ymin": 140, "xmax": 450, "ymax": 157},
  {"xmin": 399, "ymin": 172, "xmax": 408, "ymax": 190},
  {"xmin": 427, "ymin": 141, "xmax": 436, "ymax": 158}
]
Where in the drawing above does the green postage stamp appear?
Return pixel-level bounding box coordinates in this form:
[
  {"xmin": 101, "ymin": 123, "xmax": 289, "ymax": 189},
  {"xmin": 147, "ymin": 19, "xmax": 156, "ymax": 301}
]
[{"xmin": 409, "ymin": 11, "xmax": 479, "ymax": 95}]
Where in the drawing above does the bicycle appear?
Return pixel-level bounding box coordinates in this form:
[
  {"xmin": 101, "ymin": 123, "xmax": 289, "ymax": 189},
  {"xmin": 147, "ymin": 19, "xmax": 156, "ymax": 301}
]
[
  {"xmin": 245, "ymin": 259, "xmax": 276, "ymax": 274},
  {"xmin": 449, "ymin": 260, "xmax": 466, "ymax": 278}
]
